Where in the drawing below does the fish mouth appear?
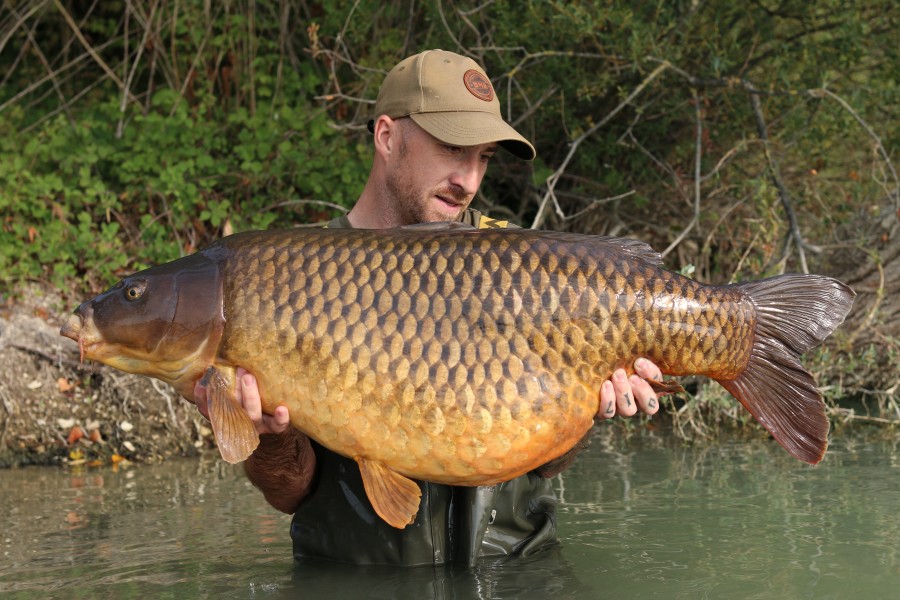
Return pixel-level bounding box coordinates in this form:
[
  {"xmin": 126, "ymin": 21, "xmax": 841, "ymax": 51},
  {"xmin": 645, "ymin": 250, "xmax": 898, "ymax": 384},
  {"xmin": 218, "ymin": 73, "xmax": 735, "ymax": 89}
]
[
  {"xmin": 60, "ymin": 313, "xmax": 87, "ymax": 363},
  {"xmin": 60, "ymin": 313, "xmax": 83, "ymax": 340},
  {"xmin": 60, "ymin": 312, "xmax": 103, "ymax": 364},
  {"xmin": 58, "ymin": 305, "xmax": 207, "ymax": 393}
]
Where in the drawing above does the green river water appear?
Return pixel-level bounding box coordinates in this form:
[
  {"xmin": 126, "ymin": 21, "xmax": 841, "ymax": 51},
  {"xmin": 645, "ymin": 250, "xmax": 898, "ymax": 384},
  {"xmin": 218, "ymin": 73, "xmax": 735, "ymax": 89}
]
[{"xmin": 1, "ymin": 427, "xmax": 897, "ymax": 599}]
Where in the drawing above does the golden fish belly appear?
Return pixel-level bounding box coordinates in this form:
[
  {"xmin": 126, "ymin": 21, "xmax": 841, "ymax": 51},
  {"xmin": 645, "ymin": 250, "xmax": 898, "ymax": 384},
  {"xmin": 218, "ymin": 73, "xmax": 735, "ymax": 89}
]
[{"xmin": 216, "ymin": 228, "xmax": 754, "ymax": 484}]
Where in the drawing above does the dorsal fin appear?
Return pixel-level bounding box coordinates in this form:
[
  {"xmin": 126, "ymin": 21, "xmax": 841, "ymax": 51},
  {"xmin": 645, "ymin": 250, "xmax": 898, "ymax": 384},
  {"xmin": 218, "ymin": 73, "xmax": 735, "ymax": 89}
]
[
  {"xmin": 397, "ymin": 221, "xmax": 477, "ymax": 232},
  {"xmin": 589, "ymin": 235, "xmax": 664, "ymax": 267}
]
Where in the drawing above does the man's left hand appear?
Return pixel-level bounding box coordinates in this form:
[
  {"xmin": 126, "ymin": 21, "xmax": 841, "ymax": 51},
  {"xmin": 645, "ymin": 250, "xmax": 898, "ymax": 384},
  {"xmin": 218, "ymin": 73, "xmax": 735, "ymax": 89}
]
[{"xmin": 598, "ymin": 358, "xmax": 662, "ymax": 419}]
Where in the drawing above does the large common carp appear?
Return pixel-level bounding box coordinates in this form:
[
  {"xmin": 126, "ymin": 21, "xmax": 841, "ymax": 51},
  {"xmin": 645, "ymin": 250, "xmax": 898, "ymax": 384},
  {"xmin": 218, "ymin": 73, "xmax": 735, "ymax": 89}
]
[{"xmin": 61, "ymin": 224, "xmax": 854, "ymax": 528}]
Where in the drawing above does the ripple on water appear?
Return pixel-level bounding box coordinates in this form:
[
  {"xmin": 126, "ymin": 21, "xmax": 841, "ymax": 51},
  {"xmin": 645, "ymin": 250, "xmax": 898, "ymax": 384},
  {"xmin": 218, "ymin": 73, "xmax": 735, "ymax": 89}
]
[{"xmin": 1, "ymin": 432, "xmax": 898, "ymax": 598}]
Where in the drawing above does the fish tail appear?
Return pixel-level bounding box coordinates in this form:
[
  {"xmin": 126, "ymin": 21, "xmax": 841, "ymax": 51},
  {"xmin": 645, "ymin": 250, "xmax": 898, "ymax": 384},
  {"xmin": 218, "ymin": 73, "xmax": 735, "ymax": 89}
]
[{"xmin": 718, "ymin": 275, "xmax": 855, "ymax": 464}]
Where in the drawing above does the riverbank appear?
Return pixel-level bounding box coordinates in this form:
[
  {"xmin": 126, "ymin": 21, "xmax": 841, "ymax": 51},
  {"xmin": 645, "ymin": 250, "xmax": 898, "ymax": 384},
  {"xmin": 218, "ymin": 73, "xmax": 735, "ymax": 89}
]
[{"xmin": 0, "ymin": 286, "xmax": 216, "ymax": 468}]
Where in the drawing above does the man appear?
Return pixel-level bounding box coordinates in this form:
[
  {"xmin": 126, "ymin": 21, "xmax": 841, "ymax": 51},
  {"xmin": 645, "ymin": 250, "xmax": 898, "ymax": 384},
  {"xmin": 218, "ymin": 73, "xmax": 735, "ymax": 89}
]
[{"xmin": 195, "ymin": 50, "xmax": 662, "ymax": 566}]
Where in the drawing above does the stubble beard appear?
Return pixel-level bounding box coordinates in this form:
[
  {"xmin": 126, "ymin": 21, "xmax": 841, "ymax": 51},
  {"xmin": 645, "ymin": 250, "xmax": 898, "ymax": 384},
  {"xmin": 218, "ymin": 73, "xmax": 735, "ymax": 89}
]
[{"xmin": 384, "ymin": 132, "xmax": 471, "ymax": 225}]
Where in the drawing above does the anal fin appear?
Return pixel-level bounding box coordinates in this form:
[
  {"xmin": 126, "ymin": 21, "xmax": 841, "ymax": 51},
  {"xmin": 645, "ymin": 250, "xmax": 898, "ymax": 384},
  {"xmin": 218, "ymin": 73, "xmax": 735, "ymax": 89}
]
[
  {"xmin": 203, "ymin": 366, "xmax": 260, "ymax": 463},
  {"xmin": 356, "ymin": 457, "xmax": 422, "ymax": 529}
]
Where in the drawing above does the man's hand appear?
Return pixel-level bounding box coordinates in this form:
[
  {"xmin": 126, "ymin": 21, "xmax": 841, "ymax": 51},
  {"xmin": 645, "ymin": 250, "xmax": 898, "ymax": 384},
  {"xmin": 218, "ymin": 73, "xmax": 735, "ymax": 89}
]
[
  {"xmin": 194, "ymin": 367, "xmax": 313, "ymax": 513},
  {"xmin": 193, "ymin": 367, "xmax": 291, "ymax": 435},
  {"xmin": 532, "ymin": 358, "xmax": 664, "ymax": 478},
  {"xmin": 193, "ymin": 359, "xmax": 663, "ymax": 430},
  {"xmin": 598, "ymin": 358, "xmax": 662, "ymax": 419}
]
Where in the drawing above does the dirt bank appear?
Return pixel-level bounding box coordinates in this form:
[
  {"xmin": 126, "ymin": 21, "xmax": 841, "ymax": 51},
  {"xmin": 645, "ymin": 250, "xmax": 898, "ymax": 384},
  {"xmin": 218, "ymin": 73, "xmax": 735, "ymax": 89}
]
[{"xmin": 0, "ymin": 286, "xmax": 217, "ymax": 468}]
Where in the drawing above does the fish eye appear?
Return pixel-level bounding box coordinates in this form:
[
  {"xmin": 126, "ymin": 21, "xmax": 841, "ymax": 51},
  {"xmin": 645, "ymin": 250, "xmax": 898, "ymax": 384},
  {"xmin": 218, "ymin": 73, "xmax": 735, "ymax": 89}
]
[{"xmin": 124, "ymin": 282, "xmax": 146, "ymax": 301}]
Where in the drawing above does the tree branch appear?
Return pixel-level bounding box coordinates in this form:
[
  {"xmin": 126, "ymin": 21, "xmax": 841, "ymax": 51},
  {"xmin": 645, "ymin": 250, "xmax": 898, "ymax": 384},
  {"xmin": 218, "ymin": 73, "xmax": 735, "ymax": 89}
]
[
  {"xmin": 0, "ymin": 0, "xmax": 47, "ymax": 56},
  {"xmin": 116, "ymin": 0, "xmax": 160, "ymax": 138},
  {"xmin": 662, "ymin": 89, "xmax": 703, "ymax": 259},
  {"xmin": 531, "ymin": 60, "xmax": 670, "ymax": 229},
  {"xmin": 748, "ymin": 88, "xmax": 810, "ymax": 273},
  {"xmin": 52, "ymin": 0, "xmax": 140, "ymax": 105},
  {"xmin": 809, "ymin": 87, "xmax": 899, "ymax": 210}
]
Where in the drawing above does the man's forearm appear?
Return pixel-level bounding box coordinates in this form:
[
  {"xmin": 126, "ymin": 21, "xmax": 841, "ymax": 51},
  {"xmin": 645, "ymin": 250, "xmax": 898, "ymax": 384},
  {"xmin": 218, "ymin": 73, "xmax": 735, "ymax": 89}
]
[{"xmin": 243, "ymin": 429, "xmax": 316, "ymax": 514}]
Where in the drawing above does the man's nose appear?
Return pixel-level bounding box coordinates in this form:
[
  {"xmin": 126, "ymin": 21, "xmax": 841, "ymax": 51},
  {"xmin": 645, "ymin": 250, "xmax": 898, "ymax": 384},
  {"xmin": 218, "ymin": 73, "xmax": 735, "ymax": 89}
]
[{"xmin": 449, "ymin": 157, "xmax": 483, "ymax": 195}]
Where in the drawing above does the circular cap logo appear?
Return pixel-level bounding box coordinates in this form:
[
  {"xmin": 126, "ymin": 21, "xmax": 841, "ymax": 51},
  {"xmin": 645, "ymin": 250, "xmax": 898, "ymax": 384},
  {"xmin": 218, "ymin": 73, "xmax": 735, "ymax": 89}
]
[{"xmin": 463, "ymin": 69, "xmax": 494, "ymax": 102}]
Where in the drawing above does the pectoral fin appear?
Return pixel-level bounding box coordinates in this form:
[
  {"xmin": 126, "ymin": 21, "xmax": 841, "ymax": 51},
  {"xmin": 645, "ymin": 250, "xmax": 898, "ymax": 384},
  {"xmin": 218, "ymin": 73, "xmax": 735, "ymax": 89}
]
[
  {"xmin": 356, "ymin": 457, "xmax": 422, "ymax": 529},
  {"xmin": 203, "ymin": 367, "xmax": 260, "ymax": 463}
]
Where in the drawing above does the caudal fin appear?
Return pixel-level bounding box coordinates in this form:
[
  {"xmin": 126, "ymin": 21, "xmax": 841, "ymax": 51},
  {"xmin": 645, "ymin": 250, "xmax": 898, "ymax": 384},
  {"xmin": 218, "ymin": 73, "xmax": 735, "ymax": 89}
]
[{"xmin": 719, "ymin": 275, "xmax": 855, "ymax": 464}]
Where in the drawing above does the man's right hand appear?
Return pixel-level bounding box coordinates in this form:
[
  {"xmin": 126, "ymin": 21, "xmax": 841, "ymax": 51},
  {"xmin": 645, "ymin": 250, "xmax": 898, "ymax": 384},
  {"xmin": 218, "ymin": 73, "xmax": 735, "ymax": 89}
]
[
  {"xmin": 194, "ymin": 367, "xmax": 315, "ymax": 514},
  {"xmin": 193, "ymin": 367, "xmax": 291, "ymax": 435}
]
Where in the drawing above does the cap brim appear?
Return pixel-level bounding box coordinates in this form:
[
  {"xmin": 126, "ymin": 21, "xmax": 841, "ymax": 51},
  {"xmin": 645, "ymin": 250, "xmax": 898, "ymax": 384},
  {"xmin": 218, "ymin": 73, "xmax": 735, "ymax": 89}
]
[{"xmin": 410, "ymin": 112, "xmax": 535, "ymax": 161}]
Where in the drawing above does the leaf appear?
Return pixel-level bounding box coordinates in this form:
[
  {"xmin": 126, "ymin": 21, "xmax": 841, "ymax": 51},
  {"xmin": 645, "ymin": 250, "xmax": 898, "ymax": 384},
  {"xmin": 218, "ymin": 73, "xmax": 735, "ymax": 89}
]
[{"xmin": 67, "ymin": 426, "xmax": 84, "ymax": 445}]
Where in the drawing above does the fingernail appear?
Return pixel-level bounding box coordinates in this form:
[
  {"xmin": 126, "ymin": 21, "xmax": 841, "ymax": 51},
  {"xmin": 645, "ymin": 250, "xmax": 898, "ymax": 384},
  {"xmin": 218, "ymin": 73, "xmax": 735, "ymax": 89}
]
[
  {"xmin": 615, "ymin": 370, "xmax": 627, "ymax": 381},
  {"xmin": 635, "ymin": 358, "xmax": 646, "ymax": 369}
]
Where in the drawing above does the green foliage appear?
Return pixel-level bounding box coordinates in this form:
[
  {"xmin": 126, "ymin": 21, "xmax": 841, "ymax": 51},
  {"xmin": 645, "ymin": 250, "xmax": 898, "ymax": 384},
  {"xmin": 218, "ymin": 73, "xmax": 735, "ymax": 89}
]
[
  {"xmin": 0, "ymin": 93, "xmax": 368, "ymax": 290},
  {"xmin": 0, "ymin": 0, "xmax": 895, "ymax": 297},
  {"xmin": 0, "ymin": 3, "xmax": 371, "ymax": 292}
]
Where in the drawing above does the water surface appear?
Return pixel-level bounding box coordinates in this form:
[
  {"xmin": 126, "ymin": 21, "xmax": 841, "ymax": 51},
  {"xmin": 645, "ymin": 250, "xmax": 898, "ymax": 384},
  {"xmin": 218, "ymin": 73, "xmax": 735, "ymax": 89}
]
[{"xmin": 1, "ymin": 428, "xmax": 897, "ymax": 599}]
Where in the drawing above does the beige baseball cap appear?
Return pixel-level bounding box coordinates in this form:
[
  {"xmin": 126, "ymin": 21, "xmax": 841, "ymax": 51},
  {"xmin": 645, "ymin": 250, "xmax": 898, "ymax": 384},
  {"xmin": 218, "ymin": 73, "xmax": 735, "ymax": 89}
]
[{"xmin": 368, "ymin": 50, "xmax": 536, "ymax": 160}]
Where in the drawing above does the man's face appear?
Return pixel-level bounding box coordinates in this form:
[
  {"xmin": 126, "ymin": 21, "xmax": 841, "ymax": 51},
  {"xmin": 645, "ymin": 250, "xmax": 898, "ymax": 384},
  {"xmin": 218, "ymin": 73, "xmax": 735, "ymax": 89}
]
[{"xmin": 384, "ymin": 119, "xmax": 496, "ymax": 224}]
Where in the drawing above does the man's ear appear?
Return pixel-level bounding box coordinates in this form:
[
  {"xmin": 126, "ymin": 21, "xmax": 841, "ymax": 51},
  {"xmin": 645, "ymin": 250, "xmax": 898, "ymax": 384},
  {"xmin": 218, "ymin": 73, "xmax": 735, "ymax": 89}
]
[{"xmin": 372, "ymin": 115, "xmax": 397, "ymax": 159}]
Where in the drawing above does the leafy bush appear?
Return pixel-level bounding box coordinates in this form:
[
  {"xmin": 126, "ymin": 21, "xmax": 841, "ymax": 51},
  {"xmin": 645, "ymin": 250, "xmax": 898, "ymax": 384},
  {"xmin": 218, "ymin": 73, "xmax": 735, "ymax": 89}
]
[{"xmin": 1, "ymin": 30, "xmax": 369, "ymax": 291}]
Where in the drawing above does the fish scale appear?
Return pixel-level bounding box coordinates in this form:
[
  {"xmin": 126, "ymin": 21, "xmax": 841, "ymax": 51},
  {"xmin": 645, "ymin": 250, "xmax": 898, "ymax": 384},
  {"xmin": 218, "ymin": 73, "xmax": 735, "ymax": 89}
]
[
  {"xmin": 61, "ymin": 224, "xmax": 855, "ymax": 528},
  {"xmin": 217, "ymin": 228, "xmax": 753, "ymax": 484}
]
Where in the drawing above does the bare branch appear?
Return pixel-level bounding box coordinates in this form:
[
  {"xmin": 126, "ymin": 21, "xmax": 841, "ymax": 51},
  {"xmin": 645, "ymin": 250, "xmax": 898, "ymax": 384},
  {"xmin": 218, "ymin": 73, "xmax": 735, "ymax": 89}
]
[
  {"xmin": 531, "ymin": 60, "xmax": 670, "ymax": 229},
  {"xmin": 809, "ymin": 87, "xmax": 900, "ymax": 209},
  {"xmin": 748, "ymin": 89, "xmax": 811, "ymax": 273},
  {"xmin": 51, "ymin": 0, "xmax": 140, "ymax": 104},
  {"xmin": 20, "ymin": 71, "xmax": 106, "ymax": 134},
  {"xmin": 435, "ymin": 0, "xmax": 476, "ymax": 59},
  {"xmin": 7, "ymin": 3, "xmax": 76, "ymax": 126},
  {"xmin": 0, "ymin": 37, "xmax": 119, "ymax": 115},
  {"xmin": 662, "ymin": 90, "xmax": 703, "ymax": 259},
  {"xmin": 0, "ymin": 0, "xmax": 48, "ymax": 56},
  {"xmin": 509, "ymin": 83, "xmax": 558, "ymax": 128},
  {"xmin": 116, "ymin": 0, "xmax": 161, "ymax": 138},
  {"xmin": 622, "ymin": 128, "xmax": 683, "ymax": 197},
  {"xmin": 562, "ymin": 190, "xmax": 637, "ymax": 222},
  {"xmin": 169, "ymin": 6, "xmax": 219, "ymax": 117}
]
